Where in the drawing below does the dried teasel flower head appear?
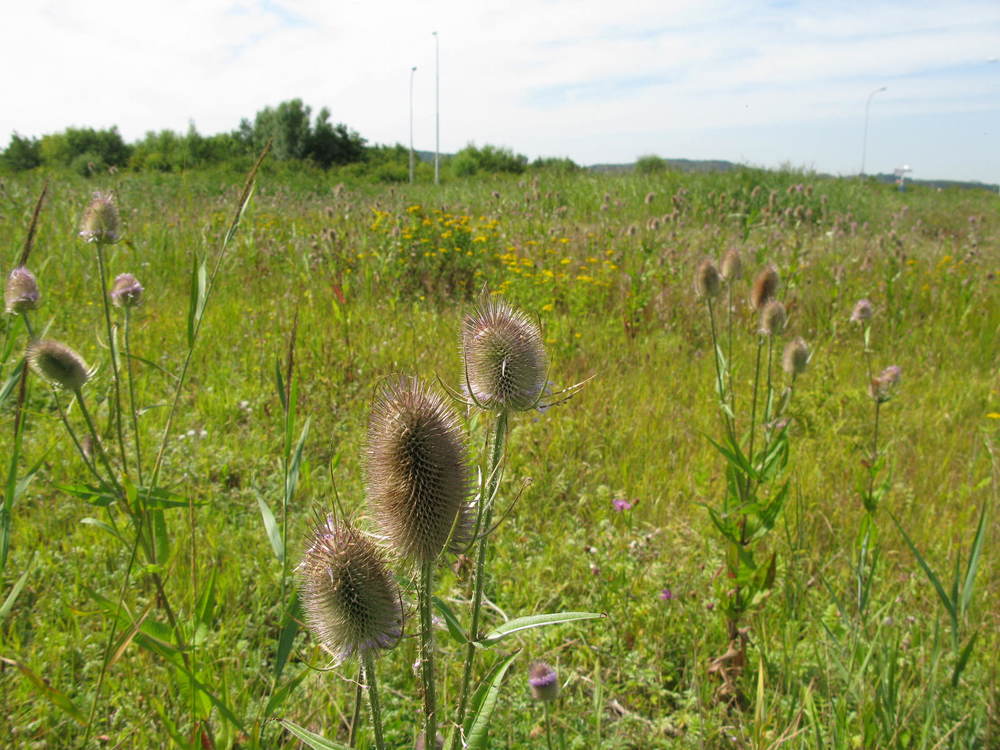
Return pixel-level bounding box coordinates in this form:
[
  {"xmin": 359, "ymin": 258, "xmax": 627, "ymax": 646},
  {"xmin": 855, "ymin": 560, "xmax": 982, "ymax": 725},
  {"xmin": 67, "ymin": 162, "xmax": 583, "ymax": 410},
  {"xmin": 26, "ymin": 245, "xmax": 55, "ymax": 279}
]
[
  {"xmin": 528, "ymin": 662, "xmax": 560, "ymax": 702},
  {"xmin": 298, "ymin": 517, "xmax": 403, "ymax": 664},
  {"xmin": 750, "ymin": 265, "xmax": 779, "ymax": 310},
  {"xmin": 869, "ymin": 365, "xmax": 901, "ymax": 403},
  {"xmin": 850, "ymin": 298, "xmax": 874, "ymax": 323},
  {"xmin": 782, "ymin": 337, "xmax": 809, "ymax": 376},
  {"xmin": 110, "ymin": 273, "xmax": 143, "ymax": 308},
  {"xmin": 5, "ymin": 267, "xmax": 40, "ymax": 314},
  {"xmin": 27, "ymin": 339, "xmax": 90, "ymax": 391},
  {"xmin": 79, "ymin": 191, "xmax": 121, "ymax": 244},
  {"xmin": 759, "ymin": 300, "xmax": 787, "ymax": 336},
  {"xmin": 694, "ymin": 258, "xmax": 722, "ymax": 299},
  {"xmin": 462, "ymin": 295, "xmax": 547, "ymax": 412},
  {"xmin": 720, "ymin": 248, "xmax": 743, "ymax": 282},
  {"xmin": 366, "ymin": 377, "xmax": 472, "ymax": 562}
]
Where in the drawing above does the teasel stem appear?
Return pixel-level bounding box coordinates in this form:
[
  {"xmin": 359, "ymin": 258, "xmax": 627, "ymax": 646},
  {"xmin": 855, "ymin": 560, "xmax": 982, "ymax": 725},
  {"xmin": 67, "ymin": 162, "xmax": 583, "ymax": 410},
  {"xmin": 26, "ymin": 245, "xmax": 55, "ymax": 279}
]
[
  {"xmin": 52, "ymin": 390, "xmax": 106, "ymax": 495},
  {"xmin": 745, "ymin": 335, "xmax": 765, "ymax": 501},
  {"xmin": 95, "ymin": 242, "xmax": 128, "ymax": 474},
  {"xmin": 419, "ymin": 558, "xmax": 437, "ymax": 750},
  {"xmin": 349, "ymin": 663, "xmax": 364, "ymax": 747},
  {"xmin": 726, "ymin": 283, "xmax": 736, "ymax": 416},
  {"xmin": 362, "ymin": 650, "xmax": 387, "ymax": 750},
  {"xmin": 123, "ymin": 308, "xmax": 143, "ymax": 485},
  {"xmin": 19, "ymin": 311, "xmax": 35, "ymax": 342},
  {"xmin": 763, "ymin": 334, "xmax": 775, "ymax": 425},
  {"xmin": 73, "ymin": 388, "xmax": 126, "ymax": 502},
  {"xmin": 861, "ymin": 323, "xmax": 874, "ymax": 385},
  {"xmin": 543, "ymin": 702, "xmax": 555, "ymax": 750},
  {"xmin": 452, "ymin": 409, "xmax": 508, "ymax": 747},
  {"xmin": 706, "ymin": 298, "xmax": 735, "ymax": 445}
]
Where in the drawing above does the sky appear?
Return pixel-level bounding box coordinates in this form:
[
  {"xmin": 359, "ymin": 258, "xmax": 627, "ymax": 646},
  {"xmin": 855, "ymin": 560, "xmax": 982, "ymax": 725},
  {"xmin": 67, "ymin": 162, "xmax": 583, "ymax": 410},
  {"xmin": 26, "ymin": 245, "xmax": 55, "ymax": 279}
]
[{"xmin": 3, "ymin": 0, "xmax": 999, "ymax": 184}]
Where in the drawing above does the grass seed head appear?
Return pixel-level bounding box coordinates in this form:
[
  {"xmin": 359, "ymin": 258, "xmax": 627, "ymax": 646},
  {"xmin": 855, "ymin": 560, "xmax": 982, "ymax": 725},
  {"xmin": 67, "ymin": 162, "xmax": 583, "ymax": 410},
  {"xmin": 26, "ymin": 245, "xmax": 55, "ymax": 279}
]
[
  {"xmin": 850, "ymin": 298, "xmax": 874, "ymax": 323},
  {"xmin": 750, "ymin": 265, "xmax": 779, "ymax": 310},
  {"xmin": 298, "ymin": 518, "xmax": 403, "ymax": 663},
  {"xmin": 528, "ymin": 661, "xmax": 560, "ymax": 702},
  {"xmin": 110, "ymin": 273, "xmax": 144, "ymax": 308},
  {"xmin": 5, "ymin": 267, "xmax": 40, "ymax": 314},
  {"xmin": 721, "ymin": 248, "xmax": 743, "ymax": 281},
  {"xmin": 27, "ymin": 339, "xmax": 90, "ymax": 391},
  {"xmin": 760, "ymin": 300, "xmax": 787, "ymax": 336},
  {"xmin": 79, "ymin": 191, "xmax": 121, "ymax": 244},
  {"xmin": 695, "ymin": 258, "xmax": 722, "ymax": 299},
  {"xmin": 366, "ymin": 377, "xmax": 472, "ymax": 562},
  {"xmin": 782, "ymin": 337, "xmax": 809, "ymax": 375},
  {"xmin": 462, "ymin": 296, "xmax": 547, "ymax": 411}
]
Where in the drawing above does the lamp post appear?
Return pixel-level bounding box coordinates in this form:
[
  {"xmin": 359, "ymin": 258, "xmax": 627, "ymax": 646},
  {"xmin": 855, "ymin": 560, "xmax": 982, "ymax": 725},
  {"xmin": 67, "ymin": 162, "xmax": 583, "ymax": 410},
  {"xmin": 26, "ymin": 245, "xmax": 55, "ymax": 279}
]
[
  {"xmin": 409, "ymin": 66, "xmax": 417, "ymax": 184},
  {"xmin": 433, "ymin": 30, "xmax": 440, "ymax": 185},
  {"xmin": 860, "ymin": 86, "xmax": 887, "ymax": 176}
]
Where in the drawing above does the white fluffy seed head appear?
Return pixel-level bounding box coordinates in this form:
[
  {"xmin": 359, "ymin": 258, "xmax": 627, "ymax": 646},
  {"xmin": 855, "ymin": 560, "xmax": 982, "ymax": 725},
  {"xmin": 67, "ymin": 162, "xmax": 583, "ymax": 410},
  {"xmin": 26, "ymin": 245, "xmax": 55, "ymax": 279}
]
[{"xmin": 462, "ymin": 296, "xmax": 547, "ymax": 412}]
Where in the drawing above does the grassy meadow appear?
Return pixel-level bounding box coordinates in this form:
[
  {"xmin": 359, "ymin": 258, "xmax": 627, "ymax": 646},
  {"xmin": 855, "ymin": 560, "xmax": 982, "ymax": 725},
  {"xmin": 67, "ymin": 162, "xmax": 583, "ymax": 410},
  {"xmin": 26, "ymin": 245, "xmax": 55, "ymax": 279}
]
[{"xmin": 1, "ymin": 162, "xmax": 998, "ymax": 748}]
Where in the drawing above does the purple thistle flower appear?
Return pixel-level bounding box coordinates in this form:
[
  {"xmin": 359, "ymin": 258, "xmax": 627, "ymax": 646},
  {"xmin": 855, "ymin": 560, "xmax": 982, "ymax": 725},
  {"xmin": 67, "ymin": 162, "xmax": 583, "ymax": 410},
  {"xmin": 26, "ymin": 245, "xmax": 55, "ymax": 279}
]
[
  {"xmin": 612, "ymin": 498, "xmax": 633, "ymax": 512},
  {"xmin": 659, "ymin": 588, "xmax": 674, "ymax": 601}
]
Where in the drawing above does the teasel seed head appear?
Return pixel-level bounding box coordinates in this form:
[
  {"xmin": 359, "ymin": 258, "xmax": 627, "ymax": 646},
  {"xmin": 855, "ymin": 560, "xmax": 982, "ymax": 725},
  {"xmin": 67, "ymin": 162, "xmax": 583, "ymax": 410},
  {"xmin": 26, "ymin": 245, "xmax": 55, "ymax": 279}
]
[
  {"xmin": 750, "ymin": 265, "xmax": 779, "ymax": 310},
  {"xmin": 462, "ymin": 295, "xmax": 547, "ymax": 411},
  {"xmin": 528, "ymin": 662, "xmax": 560, "ymax": 702},
  {"xmin": 110, "ymin": 273, "xmax": 143, "ymax": 308},
  {"xmin": 298, "ymin": 517, "xmax": 403, "ymax": 663},
  {"xmin": 694, "ymin": 258, "xmax": 722, "ymax": 299},
  {"xmin": 27, "ymin": 339, "xmax": 90, "ymax": 391},
  {"xmin": 850, "ymin": 298, "xmax": 874, "ymax": 323},
  {"xmin": 79, "ymin": 191, "xmax": 121, "ymax": 244},
  {"xmin": 869, "ymin": 365, "xmax": 901, "ymax": 403},
  {"xmin": 759, "ymin": 300, "xmax": 787, "ymax": 336},
  {"xmin": 366, "ymin": 377, "xmax": 472, "ymax": 562},
  {"xmin": 721, "ymin": 248, "xmax": 743, "ymax": 282},
  {"xmin": 5, "ymin": 267, "xmax": 40, "ymax": 314},
  {"xmin": 782, "ymin": 337, "xmax": 809, "ymax": 375}
]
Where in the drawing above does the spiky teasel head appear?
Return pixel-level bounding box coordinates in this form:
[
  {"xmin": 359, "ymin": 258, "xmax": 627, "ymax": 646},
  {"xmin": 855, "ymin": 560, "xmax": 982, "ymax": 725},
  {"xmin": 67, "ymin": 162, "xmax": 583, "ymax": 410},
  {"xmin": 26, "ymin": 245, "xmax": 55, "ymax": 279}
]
[
  {"xmin": 721, "ymin": 248, "xmax": 743, "ymax": 282},
  {"xmin": 528, "ymin": 662, "xmax": 559, "ymax": 702},
  {"xmin": 850, "ymin": 298, "xmax": 874, "ymax": 323},
  {"xmin": 5, "ymin": 267, "xmax": 40, "ymax": 314},
  {"xmin": 366, "ymin": 377, "xmax": 472, "ymax": 562},
  {"xmin": 27, "ymin": 339, "xmax": 90, "ymax": 391},
  {"xmin": 110, "ymin": 273, "xmax": 143, "ymax": 308},
  {"xmin": 298, "ymin": 517, "xmax": 403, "ymax": 664},
  {"xmin": 462, "ymin": 295, "xmax": 547, "ymax": 411},
  {"xmin": 694, "ymin": 258, "xmax": 722, "ymax": 299},
  {"xmin": 79, "ymin": 191, "xmax": 121, "ymax": 244},
  {"xmin": 759, "ymin": 300, "xmax": 787, "ymax": 336},
  {"xmin": 750, "ymin": 265, "xmax": 779, "ymax": 310},
  {"xmin": 869, "ymin": 365, "xmax": 901, "ymax": 403},
  {"xmin": 782, "ymin": 337, "xmax": 809, "ymax": 376}
]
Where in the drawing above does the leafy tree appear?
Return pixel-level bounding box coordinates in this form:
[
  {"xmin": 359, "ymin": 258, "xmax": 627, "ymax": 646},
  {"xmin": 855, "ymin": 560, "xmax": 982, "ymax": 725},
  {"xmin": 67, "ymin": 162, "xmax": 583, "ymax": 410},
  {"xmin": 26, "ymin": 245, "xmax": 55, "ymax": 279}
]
[
  {"xmin": 635, "ymin": 154, "xmax": 669, "ymax": 174},
  {"xmin": 309, "ymin": 108, "xmax": 366, "ymax": 167},
  {"xmin": 1, "ymin": 133, "xmax": 42, "ymax": 171},
  {"xmin": 530, "ymin": 156, "xmax": 580, "ymax": 173},
  {"xmin": 38, "ymin": 127, "xmax": 130, "ymax": 170},
  {"xmin": 451, "ymin": 143, "xmax": 527, "ymax": 177}
]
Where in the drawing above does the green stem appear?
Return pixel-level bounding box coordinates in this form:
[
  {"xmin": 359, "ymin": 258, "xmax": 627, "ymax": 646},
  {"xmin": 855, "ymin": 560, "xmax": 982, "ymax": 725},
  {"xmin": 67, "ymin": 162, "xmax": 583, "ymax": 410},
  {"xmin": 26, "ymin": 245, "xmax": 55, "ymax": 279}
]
[
  {"xmin": 349, "ymin": 663, "xmax": 364, "ymax": 747},
  {"xmin": 123, "ymin": 309, "xmax": 143, "ymax": 485},
  {"xmin": 707, "ymin": 298, "xmax": 735, "ymax": 444},
  {"xmin": 362, "ymin": 650, "xmax": 386, "ymax": 750},
  {"xmin": 420, "ymin": 558, "xmax": 437, "ymax": 750},
  {"xmin": 95, "ymin": 242, "xmax": 128, "ymax": 474},
  {"xmin": 543, "ymin": 702, "xmax": 554, "ymax": 750},
  {"xmin": 745, "ymin": 336, "xmax": 765, "ymax": 502},
  {"xmin": 73, "ymin": 389, "xmax": 125, "ymax": 502},
  {"xmin": 452, "ymin": 409, "xmax": 508, "ymax": 748}
]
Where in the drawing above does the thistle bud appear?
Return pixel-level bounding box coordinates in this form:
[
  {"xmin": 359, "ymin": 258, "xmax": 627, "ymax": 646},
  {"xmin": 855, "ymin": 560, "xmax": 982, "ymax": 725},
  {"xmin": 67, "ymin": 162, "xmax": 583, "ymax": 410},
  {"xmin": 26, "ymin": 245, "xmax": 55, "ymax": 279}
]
[
  {"xmin": 462, "ymin": 296, "xmax": 547, "ymax": 411},
  {"xmin": 850, "ymin": 298, "xmax": 874, "ymax": 323},
  {"xmin": 298, "ymin": 518, "xmax": 403, "ymax": 663},
  {"xmin": 79, "ymin": 191, "xmax": 121, "ymax": 244},
  {"xmin": 869, "ymin": 365, "xmax": 901, "ymax": 403},
  {"xmin": 27, "ymin": 339, "xmax": 90, "ymax": 391},
  {"xmin": 759, "ymin": 300, "xmax": 787, "ymax": 336},
  {"xmin": 750, "ymin": 265, "xmax": 779, "ymax": 310},
  {"xmin": 5, "ymin": 267, "xmax": 40, "ymax": 314},
  {"xmin": 366, "ymin": 378, "xmax": 472, "ymax": 562},
  {"xmin": 694, "ymin": 259, "xmax": 721, "ymax": 299},
  {"xmin": 720, "ymin": 248, "xmax": 743, "ymax": 282},
  {"xmin": 110, "ymin": 273, "xmax": 143, "ymax": 308},
  {"xmin": 782, "ymin": 337, "xmax": 809, "ymax": 375},
  {"xmin": 528, "ymin": 662, "xmax": 559, "ymax": 702}
]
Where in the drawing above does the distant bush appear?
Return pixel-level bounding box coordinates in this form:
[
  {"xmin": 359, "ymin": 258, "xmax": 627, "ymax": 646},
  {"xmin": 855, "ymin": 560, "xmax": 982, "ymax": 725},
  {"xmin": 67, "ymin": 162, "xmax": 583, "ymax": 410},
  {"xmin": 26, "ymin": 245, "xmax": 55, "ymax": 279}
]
[
  {"xmin": 130, "ymin": 126, "xmax": 244, "ymax": 172},
  {"xmin": 451, "ymin": 143, "xmax": 527, "ymax": 177},
  {"xmin": 38, "ymin": 127, "xmax": 131, "ymax": 172},
  {"xmin": 239, "ymin": 99, "xmax": 366, "ymax": 168},
  {"xmin": 530, "ymin": 156, "xmax": 580, "ymax": 174},
  {"xmin": 1, "ymin": 133, "xmax": 42, "ymax": 171},
  {"xmin": 635, "ymin": 154, "xmax": 669, "ymax": 174}
]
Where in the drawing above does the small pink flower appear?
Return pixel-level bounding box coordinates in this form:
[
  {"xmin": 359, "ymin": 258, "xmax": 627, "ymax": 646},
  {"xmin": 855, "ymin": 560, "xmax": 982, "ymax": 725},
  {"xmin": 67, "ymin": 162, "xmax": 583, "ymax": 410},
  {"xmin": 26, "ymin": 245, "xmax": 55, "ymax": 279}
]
[
  {"xmin": 659, "ymin": 588, "xmax": 673, "ymax": 601},
  {"xmin": 612, "ymin": 498, "xmax": 633, "ymax": 512}
]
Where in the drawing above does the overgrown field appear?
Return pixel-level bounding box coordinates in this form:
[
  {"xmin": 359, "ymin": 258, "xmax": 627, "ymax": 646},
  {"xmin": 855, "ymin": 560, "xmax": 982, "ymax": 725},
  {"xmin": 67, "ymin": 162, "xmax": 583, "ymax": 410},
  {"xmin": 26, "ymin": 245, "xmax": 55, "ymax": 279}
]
[{"xmin": 1, "ymin": 164, "xmax": 998, "ymax": 749}]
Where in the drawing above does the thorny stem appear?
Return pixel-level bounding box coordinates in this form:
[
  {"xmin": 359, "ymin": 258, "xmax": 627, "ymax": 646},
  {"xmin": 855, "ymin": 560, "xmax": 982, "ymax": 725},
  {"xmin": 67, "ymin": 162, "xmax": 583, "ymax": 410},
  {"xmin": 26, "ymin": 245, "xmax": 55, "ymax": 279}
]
[
  {"xmin": 452, "ymin": 409, "xmax": 508, "ymax": 747},
  {"xmin": 543, "ymin": 701, "xmax": 555, "ymax": 750},
  {"xmin": 123, "ymin": 309, "xmax": 143, "ymax": 485},
  {"xmin": 420, "ymin": 559, "xmax": 437, "ymax": 750},
  {"xmin": 707, "ymin": 298, "xmax": 736, "ymax": 445},
  {"xmin": 745, "ymin": 335, "xmax": 765, "ymax": 501},
  {"xmin": 349, "ymin": 663, "xmax": 364, "ymax": 747},
  {"xmin": 95, "ymin": 242, "xmax": 129, "ymax": 474},
  {"xmin": 362, "ymin": 650, "xmax": 387, "ymax": 750}
]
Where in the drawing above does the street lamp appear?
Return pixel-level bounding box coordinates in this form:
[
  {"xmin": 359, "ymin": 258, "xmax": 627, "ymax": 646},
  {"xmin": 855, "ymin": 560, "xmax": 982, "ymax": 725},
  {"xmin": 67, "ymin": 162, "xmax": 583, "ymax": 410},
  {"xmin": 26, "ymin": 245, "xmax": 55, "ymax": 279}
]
[
  {"xmin": 409, "ymin": 66, "xmax": 417, "ymax": 184},
  {"xmin": 860, "ymin": 86, "xmax": 887, "ymax": 176},
  {"xmin": 433, "ymin": 30, "xmax": 440, "ymax": 185}
]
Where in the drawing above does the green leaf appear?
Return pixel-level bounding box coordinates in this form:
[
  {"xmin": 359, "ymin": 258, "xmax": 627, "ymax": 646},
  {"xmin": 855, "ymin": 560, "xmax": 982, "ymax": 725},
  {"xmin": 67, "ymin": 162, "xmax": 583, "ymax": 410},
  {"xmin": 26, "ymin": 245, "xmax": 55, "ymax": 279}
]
[
  {"xmin": 274, "ymin": 594, "xmax": 301, "ymax": 681},
  {"xmin": 264, "ymin": 669, "xmax": 308, "ymax": 718},
  {"xmin": 286, "ymin": 417, "xmax": 311, "ymax": 503},
  {"xmin": 464, "ymin": 651, "xmax": 519, "ymax": 749},
  {"xmin": 889, "ymin": 511, "xmax": 957, "ymax": 635},
  {"xmin": 951, "ymin": 630, "xmax": 980, "ymax": 687},
  {"xmin": 0, "ymin": 358, "xmax": 25, "ymax": 408},
  {"xmin": 960, "ymin": 502, "xmax": 988, "ymax": 618},
  {"xmin": 275, "ymin": 356, "xmax": 287, "ymax": 413},
  {"xmin": 480, "ymin": 612, "xmax": 605, "ymax": 646},
  {"xmin": 433, "ymin": 595, "xmax": 471, "ymax": 645},
  {"xmin": 278, "ymin": 719, "xmax": 351, "ymax": 750},
  {"xmin": 0, "ymin": 553, "xmax": 34, "ymax": 622},
  {"xmin": 256, "ymin": 494, "xmax": 284, "ymax": 563},
  {"xmin": 196, "ymin": 566, "xmax": 218, "ymax": 628},
  {"xmin": 1, "ymin": 656, "xmax": 86, "ymax": 724},
  {"xmin": 80, "ymin": 517, "xmax": 127, "ymax": 547}
]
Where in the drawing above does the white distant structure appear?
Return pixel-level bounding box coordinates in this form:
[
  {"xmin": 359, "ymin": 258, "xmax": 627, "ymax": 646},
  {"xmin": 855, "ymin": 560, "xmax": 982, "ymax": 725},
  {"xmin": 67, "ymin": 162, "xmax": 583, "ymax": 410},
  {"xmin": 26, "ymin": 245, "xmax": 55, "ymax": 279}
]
[{"xmin": 893, "ymin": 164, "xmax": 912, "ymax": 191}]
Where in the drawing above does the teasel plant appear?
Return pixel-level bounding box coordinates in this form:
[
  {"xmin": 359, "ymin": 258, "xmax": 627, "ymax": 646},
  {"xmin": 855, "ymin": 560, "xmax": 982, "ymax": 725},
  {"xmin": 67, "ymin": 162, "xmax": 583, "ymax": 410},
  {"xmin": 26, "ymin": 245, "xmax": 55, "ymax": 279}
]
[
  {"xmin": 0, "ymin": 147, "xmax": 273, "ymax": 746},
  {"xmin": 696, "ymin": 260, "xmax": 809, "ymax": 706}
]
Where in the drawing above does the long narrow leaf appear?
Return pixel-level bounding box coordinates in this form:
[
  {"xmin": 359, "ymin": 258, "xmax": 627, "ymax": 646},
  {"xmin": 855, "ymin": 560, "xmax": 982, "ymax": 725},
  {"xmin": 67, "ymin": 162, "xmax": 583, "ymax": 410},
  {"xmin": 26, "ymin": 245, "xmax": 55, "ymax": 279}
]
[
  {"xmin": 0, "ymin": 656, "xmax": 86, "ymax": 724},
  {"xmin": 464, "ymin": 650, "xmax": 519, "ymax": 749},
  {"xmin": 279, "ymin": 719, "xmax": 351, "ymax": 750},
  {"xmin": 257, "ymin": 494, "xmax": 284, "ymax": 563},
  {"xmin": 889, "ymin": 511, "xmax": 957, "ymax": 634},
  {"xmin": 480, "ymin": 612, "xmax": 604, "ymax": 646},
  {"xmin": 0, "ymin": 553, "xmax": 34, "ymax": 621},
  {"xmin": 274, "ymin": 594, "xmax": 301, "ymax": 680},
  {"xmin": 960, "ymin": 502, "xmax": 988, "ymax": 617},
  {"xmin": 433, "ymin": 596, "xmax": 471, "ymax": 645}
]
